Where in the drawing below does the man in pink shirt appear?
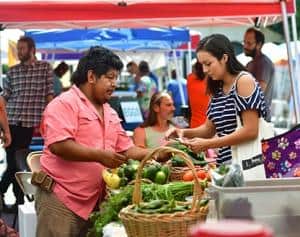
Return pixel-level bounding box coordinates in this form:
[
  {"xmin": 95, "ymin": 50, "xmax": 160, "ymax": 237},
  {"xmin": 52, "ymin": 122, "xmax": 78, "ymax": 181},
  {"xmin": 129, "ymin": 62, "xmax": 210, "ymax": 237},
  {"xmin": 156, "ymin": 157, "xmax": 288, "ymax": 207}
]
[{"xmin": 34, "ymin": 47, "xmax": 161, "ymax": 237}]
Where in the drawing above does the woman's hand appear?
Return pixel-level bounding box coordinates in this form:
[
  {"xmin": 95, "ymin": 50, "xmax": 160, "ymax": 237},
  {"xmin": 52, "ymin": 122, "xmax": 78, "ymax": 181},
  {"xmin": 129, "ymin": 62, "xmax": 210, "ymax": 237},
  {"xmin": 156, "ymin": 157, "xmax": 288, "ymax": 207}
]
[
  {"xmin": 182, "ymin": 138, "xmax": 211, "ymax": 153},
  {"xmin": 165, "ymin": 127, "xmax": 184, "ymax": 141}
]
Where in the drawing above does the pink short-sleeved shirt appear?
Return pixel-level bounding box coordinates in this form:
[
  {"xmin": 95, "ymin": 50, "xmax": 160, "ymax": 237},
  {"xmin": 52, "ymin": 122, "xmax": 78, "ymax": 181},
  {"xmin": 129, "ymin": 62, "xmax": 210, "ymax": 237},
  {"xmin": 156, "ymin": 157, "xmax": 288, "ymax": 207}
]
[{"xmin": 40, "ymin": 85, "xmax": 133, "ymax": 220}]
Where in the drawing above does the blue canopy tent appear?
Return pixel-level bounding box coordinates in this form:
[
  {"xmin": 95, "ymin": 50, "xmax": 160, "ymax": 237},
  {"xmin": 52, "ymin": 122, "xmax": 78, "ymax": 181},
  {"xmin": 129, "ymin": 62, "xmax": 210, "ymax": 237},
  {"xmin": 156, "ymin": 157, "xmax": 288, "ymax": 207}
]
[
  {"xmin": 24, "ymin": 27, "xmax": 191, "ymax": 130},
  {"xmin": 25, "ymin": 27, "xmax": 190, "ymax": 109},
  {"xmin": 25, "ymin": 28, "xmax": 190, "ymax": 58}
]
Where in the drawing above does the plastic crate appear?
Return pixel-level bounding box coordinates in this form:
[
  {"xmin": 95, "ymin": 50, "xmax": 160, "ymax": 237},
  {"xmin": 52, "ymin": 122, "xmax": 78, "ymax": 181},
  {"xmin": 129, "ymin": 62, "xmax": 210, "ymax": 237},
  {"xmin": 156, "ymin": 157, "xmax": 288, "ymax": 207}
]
[{"xmin": 208, "ymin": 178, "xmax": 300, "ymax": 237}]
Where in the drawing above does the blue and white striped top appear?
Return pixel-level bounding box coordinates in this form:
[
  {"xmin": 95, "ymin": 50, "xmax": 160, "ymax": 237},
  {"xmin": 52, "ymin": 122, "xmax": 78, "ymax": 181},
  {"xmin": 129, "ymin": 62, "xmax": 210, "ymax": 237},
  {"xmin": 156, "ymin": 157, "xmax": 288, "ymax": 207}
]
[{"xmin": 207, "ymin": 71, "xmax": 267, "ymax": 164}]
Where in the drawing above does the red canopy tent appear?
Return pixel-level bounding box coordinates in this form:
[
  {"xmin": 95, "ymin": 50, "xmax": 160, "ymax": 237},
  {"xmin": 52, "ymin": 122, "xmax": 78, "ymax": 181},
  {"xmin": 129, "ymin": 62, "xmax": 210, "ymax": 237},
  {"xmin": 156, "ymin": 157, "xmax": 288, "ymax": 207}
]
[{"xmin": 0, "ymin": 0, "xmax": 295, "ymax": 29}]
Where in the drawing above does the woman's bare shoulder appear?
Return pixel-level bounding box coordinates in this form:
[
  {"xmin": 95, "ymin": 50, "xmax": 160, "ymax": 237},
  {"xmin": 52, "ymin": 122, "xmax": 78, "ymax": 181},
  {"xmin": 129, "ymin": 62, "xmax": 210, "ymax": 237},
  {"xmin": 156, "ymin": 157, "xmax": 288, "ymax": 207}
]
[{"xmin": 236, "ymin": 74, "xmax": 256, "ymax": 97}]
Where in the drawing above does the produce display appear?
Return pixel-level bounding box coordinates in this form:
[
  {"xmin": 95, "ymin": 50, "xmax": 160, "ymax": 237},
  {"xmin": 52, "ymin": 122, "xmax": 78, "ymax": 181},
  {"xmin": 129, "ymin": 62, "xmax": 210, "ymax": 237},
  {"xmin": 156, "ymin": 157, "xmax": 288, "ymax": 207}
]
[
  {"xmin": 87, "ymin": 181, "xmax": 204, "ymax": 237},
  {"xmin": 103, "ymin": 159, "xmax": 170, "ymax": 189},
  {"xmin": 93, "ymin": 146, "xmax": 214, "ymax": 237}
]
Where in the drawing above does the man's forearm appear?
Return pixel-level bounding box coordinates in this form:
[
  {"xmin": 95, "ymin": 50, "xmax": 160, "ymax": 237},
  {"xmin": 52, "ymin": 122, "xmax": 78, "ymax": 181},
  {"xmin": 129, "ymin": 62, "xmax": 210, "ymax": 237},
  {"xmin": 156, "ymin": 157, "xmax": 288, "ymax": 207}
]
[
  {"xmin": 123, "ymin": 146, "xmax": 149, "ymax": 161},
  {"xmin": 49, "ymin": 139, "xmax": 105, "ymax": 162}
]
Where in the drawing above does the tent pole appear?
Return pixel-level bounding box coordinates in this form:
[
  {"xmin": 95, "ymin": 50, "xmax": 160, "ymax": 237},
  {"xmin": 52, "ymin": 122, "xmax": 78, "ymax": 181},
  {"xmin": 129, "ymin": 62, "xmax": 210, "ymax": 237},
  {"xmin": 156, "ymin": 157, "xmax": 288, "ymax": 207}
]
[
  {"xmin": 187, "ymin": 41, "xmax": 192, "ymax": 75},
  {"xmin": 0, "ymin": 30, "xmax": 2, "ymax": 88},
  {"xmin": 291, "ymin": 13, "xmax": 300, "ymax": 113},
  {"xmin": 0, "ymin": 26, "xmax": 5, "ymax": 89},
  {"xmin": 280, "ymin": 0, "xmax": 300, "ymax": 123},
  {"xmin": 291, "ymin": 14, "xmax": 299, "ymax": 59}
]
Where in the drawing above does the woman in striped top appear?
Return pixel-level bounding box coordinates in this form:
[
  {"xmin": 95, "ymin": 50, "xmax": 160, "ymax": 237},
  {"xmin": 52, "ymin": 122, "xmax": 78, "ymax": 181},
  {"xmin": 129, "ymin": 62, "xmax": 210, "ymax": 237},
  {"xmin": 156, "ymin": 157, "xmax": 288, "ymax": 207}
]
[{"xmin": 166, "ymin": 34, "xmax": 267, "ymax": 165}]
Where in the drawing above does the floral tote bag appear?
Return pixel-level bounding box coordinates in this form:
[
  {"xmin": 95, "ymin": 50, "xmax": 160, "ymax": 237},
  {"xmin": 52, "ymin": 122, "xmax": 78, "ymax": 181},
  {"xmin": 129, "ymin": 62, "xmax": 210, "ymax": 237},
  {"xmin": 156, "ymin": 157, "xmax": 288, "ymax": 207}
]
[{"xmin": 262, "ymin": 124, "xmax": 300, "ymax": 178}]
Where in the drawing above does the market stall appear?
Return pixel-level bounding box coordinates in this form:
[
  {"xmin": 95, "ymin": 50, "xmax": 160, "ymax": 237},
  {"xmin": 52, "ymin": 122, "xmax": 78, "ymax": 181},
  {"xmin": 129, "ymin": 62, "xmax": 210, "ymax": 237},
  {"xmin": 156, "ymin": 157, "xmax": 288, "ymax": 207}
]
[{"xmin": 0, "ymin": 1, "xmax": 299, "ymax": 237}]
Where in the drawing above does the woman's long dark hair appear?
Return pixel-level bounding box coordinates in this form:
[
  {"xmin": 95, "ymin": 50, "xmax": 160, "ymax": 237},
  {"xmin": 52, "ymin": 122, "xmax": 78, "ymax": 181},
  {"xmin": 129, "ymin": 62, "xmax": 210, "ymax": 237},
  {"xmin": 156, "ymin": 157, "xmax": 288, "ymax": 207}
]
[
  {"xmin": 140, "ymin": 92, "xmax": 172, "ymax": 128},
  {"xmin": 196, "ymin": 34, "xmax": 246, "ymax": 96},
  {"xmin": 193, "ymin": 61, "xmax": 205, "ymax": 80}
]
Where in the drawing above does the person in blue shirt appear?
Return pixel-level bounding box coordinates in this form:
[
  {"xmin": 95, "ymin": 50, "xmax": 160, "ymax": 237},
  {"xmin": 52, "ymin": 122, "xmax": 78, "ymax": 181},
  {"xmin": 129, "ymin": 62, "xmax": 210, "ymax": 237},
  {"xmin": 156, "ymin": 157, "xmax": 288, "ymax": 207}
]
[
  {"xmin": 127, "ymin": 61, "xmax": 159, "ymax": 92},
  {"xmin": 167, "ymin": 69, "xmax": 188, "ymax": 116},
  {"xmin": 149, "ymin": 71, "xmax": 159, "ymax": 89}
]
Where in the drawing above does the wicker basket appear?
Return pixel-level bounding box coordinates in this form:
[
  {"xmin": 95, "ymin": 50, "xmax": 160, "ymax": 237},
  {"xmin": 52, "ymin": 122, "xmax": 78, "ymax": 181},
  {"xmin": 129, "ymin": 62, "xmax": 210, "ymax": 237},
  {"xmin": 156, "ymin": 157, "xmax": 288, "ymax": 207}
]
[{"xmin": 119, "ymin": 146, "xmax": 209, "ymax": 237}]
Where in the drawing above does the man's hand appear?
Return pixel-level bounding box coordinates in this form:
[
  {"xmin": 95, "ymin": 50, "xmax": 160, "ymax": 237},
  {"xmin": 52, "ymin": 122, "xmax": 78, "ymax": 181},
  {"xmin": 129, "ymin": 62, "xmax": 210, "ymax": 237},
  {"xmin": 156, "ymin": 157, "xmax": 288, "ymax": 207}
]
[
  {"xmin": 156, "ymin": 149, "xmax": 173, "ymax": 163},
  {"xmin": 101, "ymin": 151, "xmax": 127, "ymax": 168},
  {"xmin": 0, "ymin": 131, "xmax": 11, "ymax": 148}
]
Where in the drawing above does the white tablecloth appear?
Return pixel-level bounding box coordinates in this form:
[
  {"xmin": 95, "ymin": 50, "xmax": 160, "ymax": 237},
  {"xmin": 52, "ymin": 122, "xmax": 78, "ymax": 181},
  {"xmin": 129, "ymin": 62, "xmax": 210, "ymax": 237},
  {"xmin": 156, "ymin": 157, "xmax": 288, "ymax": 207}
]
[
  {"xmin": 18, "ymin": 202, "xmax": 37, "ymax": 237},
  {"xmin": 103, "ymin": 222, "xmax": 127, "ymax": 237}
]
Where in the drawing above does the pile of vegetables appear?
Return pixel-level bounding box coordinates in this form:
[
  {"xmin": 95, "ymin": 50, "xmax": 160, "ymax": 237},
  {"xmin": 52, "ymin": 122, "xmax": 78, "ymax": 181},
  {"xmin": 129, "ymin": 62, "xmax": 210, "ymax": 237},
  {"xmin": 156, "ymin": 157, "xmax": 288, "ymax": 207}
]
[
  {"xmin": 168, "ymin": 142, "xmax": 207, "ymax": 167},
  {"xmin": 103, "ymin": 159, "xmax": 170, "ymax": 189},
  {"xmin": 141, "ymin": 162, "xmax": 170, "ymax": 184},
  {"xmin": 133, "ymin": 198, "xmax": 209, "ymax": 214},
  {"xmin": 117, "ymin": 159, "xmax": 140, "ymax": 186},
  {"xmin": 182, "ymin": 169, "xmax": 210, "ymax": 182},
  {"xmin": 87, "ymin": 181, "xmax": 204, "ymax": 237}
]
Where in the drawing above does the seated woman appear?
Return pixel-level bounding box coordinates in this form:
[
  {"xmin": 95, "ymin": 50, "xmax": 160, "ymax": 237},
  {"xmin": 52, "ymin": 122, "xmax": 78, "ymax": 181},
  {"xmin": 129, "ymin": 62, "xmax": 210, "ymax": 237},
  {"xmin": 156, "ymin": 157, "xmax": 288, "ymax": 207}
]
[{"xmin": 133, "ymin": 92, "xmax": 175, "ymax": 148}]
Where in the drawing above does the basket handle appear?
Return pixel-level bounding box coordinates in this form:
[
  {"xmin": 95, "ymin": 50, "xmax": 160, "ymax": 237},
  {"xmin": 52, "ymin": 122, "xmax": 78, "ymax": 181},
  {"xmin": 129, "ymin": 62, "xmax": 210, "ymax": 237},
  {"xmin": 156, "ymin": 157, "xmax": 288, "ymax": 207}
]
[{"xmin": 132, "ymin": 146, "xmax": 203, "ymax": 212}]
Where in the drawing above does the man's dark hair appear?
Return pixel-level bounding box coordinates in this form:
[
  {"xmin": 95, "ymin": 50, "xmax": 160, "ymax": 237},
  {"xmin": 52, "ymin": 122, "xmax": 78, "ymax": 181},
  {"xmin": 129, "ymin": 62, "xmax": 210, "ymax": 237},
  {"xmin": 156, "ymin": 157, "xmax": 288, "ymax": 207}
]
[
  {"xmin": 18, "ymin": 36, "xmax": 36, "ymax": 54},
  {"xmin": 138, "ymin": 61, "xmax": 150, "ymax": 75},
  {"xmin": 126, "ymin": 61, "xmax": 137, "ymax": 68},
  {"xmin": 245, "ymin": 27, "xmax": 265, "ymax": 45},
  {"xmin": 54, "ymin": 61, "xmax": 69, "ymax": 77},
  {"xmin": 171, "ymin": 69, "xmax": 177, "ymax": 79},
  {"xmin": 71, "ymin": 46, "xmax": 123, "ymax": 86}
]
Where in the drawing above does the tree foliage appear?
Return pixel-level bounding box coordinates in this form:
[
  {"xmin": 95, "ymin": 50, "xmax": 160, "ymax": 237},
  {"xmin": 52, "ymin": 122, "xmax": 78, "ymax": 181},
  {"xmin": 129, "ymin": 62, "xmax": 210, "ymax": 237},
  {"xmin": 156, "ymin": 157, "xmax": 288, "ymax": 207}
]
[{"xmin": 268, "ymin": 0, "xmax": 300, "ymax": 39}]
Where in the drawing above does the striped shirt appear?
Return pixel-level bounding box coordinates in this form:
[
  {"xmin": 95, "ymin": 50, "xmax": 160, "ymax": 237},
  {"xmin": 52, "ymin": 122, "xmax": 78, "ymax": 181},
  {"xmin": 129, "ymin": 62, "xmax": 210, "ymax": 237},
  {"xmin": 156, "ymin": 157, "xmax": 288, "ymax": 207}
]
[
  {"xmin": 3, "ymin": 61, "xmax": 54, "ymax": 128},
  {"xmin": 207, "ymin": 71, "xmax": 267, "ymax": 164}
]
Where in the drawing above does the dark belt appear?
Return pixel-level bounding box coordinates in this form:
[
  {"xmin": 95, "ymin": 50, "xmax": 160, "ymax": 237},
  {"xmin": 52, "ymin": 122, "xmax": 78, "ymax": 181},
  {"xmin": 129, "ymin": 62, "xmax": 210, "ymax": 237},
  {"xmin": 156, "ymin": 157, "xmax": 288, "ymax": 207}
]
[{"xmin": 31, "ymin": 170, "xmax": 55, "ymax": 192}]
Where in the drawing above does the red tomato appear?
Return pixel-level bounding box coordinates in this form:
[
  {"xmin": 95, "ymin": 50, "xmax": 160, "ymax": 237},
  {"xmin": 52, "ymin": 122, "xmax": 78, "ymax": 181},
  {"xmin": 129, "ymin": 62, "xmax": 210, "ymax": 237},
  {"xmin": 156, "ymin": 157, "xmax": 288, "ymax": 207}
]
[
  {"xmin": 182, "ymin": 171, "xmax": 194, "ymax": 181},
  {"xmin": 197, "ymin": 170, "xmax": 207, "ymax": 180}
]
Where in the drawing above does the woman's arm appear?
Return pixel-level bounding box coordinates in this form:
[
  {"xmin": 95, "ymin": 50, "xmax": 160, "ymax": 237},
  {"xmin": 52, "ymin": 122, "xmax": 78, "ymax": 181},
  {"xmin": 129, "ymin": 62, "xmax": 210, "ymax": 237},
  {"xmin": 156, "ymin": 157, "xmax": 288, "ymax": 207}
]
[
  {"xmin": 181, "ymin": 109, "xmax": 259, "ymax": 153},
  {"xmin": 206, "ymin": 109, "xmax": 258, "ymax": 148},
  {"xmin": 183, "ymin": 118, "xmax": 216, "ymax": 139},
  {"xmin": 165, "ymin": 118, "xmax": 215, "ymax": 141},
  {"xmin": 132, "ymin": 127, "xmax": 146, "ymax": 148}
]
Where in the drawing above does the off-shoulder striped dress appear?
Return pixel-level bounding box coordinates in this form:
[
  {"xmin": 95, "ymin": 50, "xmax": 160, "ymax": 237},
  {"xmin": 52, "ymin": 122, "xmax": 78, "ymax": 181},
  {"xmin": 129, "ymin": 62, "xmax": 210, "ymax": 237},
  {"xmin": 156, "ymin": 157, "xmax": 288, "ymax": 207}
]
[{"xmin": 207, "ymin": 71, "xmax": 267, "ymax": 164}]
